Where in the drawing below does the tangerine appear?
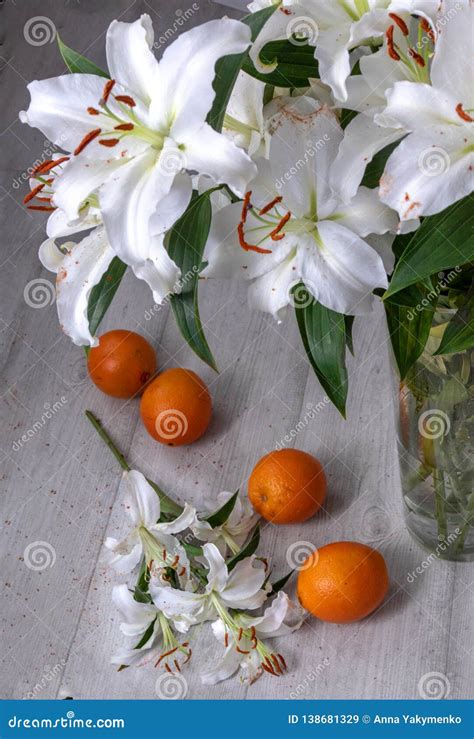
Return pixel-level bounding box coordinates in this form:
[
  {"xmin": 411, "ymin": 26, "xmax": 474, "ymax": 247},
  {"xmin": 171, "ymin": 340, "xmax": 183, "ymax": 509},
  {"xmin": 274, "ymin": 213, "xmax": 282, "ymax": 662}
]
[
  {"xmin": 297, "ymin": 541, "xmax": 389, "ymax": 623},
  {"xmin": 247, "ymin": 449, "xmax": 327, "ymax": 524},
  {"xmin": 87, "ymin": 330, "xmax": 157, "ymax": 398},
  {"xmin": 140, "ymin": 368, "xmax": 212, "ymax": 446}
]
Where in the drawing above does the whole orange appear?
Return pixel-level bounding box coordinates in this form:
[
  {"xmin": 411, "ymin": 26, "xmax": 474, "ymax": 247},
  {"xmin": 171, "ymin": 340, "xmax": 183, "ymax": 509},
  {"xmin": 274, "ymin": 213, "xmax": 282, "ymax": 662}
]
[
  {"xmin": 87, "ymin": 330, "xmax": 157, "ymax": 398},
  {"xmin": 297, "ymin": 541, "xmax": 389, "ymax": 623},
  {"xmin": 247, "ymin": 449, "xmax": 326, "ymax": 524},
  {"xmin": 140, "ymin": 368, "xmax": 212, "ymax": 446}
]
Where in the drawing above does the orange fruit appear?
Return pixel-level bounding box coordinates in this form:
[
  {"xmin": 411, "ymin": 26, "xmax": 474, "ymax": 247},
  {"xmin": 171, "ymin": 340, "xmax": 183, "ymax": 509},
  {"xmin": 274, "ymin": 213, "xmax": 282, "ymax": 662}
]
[
  {"xmin": 87, "ymin": 330, "xmax": 157, "ymax": 398},
  {"xmin": 140, "ymin": 368, "xmax": 212, "ymax": 446},
  {"xmin": 297, "ymin": 541, "xmax": 389, "ymax": 623},
  {"xmin": 247, "ymin": 449, "xmax": 327, "ymax": 524}
]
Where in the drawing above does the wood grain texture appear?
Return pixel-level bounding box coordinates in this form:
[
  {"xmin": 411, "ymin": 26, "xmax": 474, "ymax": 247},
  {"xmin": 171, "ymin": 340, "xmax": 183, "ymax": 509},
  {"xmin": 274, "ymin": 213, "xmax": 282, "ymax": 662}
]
[{"xmin": 1, "ymin": 0, "xmax": 472, "ymax": 702}]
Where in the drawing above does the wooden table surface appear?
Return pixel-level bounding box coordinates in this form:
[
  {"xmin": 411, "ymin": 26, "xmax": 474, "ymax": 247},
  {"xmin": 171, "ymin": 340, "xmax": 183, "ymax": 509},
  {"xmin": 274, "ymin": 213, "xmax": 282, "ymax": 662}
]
[{"xmin": 1, "ymin": 0, "xmax": 472, "ymax": 702}]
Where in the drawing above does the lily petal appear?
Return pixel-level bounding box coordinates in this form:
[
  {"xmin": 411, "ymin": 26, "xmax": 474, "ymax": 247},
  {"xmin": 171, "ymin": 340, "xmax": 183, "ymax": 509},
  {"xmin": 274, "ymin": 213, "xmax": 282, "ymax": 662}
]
[
  {"xmin": 202, "ymin": 543, "xmax": 229, "ymax": 594},
  {"xmin": 181, "ymin": 123, "xmax": 257, "ymax": 198},
  {"xmin": 330, "ymin": 186, "xmax": 400, "ymax": 237},
  {"xmin": 330, "ymin": 114, "xmax": 403, "ymax": 204},
  {"xmin": 220, "ymin": 555, "xmax": 267, "ymax": 609},
  {"xmin": 19, "ymin": 74, "xmax": 107, "ymax": 152},
  {"xmin": 100, "ymin": 149, "xmax": 182, "ymax": 302},
  {"xmin": 379, "ymin": 126, "xmax": 474, "ymax": 219},
  {"xmin": 124, "ymin": 470, "xmax": 161, "ymax": 528},
  {"xmin": 151, "ymin": 18, "xmax": 251, "ymax": 136},
  {"xmin": 52, "ymin": 227, "xmax": 115, "ymax": 346},
  {"xmin": 112, "ymin": 584, "xmax": 157, "ymax": 637},
  {"xmin": 106, "ymin": 15, "xmax": 159, "ymax": 106},
  {"xmin": 298, "ymin": 223, "xmax": 388, "ymax": 315}
]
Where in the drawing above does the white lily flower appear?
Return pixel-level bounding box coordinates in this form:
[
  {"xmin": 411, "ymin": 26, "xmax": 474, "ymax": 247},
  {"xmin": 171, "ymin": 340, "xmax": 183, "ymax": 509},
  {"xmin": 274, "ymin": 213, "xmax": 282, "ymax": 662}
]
[
  {"xmin": 302, "ymin": 0, "xmax": 439, "ymax": 101},
  {"xmin": 201, "ymin": 591, "xmax": 304, "ymax": 684},
  {"xmin": 191, "ymin": 491, "xmax": 259, "ymax": 556},
  {"xmin": 247, "ymin": 0, "xmax": 437, "ymax": 102},
  {"xmin": 204, "ymin": 97, "xmax": 392, "ymax": 319},
  {"xmin": 153, "ymin": 543, "xmax": 269, "ymax": 625},
  {"xmin": 224, "ymin": 71, "xmax": 271, "ymax": 158},
  {"xmin": 111, "ymin": 584, "xmax": 192, "ymax": 671},
  {"xmin": 104, "ymin": 470, "xmax": 196, "ymax": 577},
  {"xmin": 378, "ymin": 0, "xmax": 474, "ymax": 219},
  {"xmin": 20, "ymin": 15, "xmax": 256, "ymax": 305}
]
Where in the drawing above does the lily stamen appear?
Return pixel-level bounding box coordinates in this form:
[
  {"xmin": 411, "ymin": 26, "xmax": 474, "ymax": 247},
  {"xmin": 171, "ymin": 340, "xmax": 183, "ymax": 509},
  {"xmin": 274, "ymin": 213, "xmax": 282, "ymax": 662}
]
[
  {"xmin": 27, "ymin": 204, "xmax": 56, "ymax": 212},
  {"xmin": 259, "ymin": 196, "xmax": 282, "ymax": 215},
  {"xmin": 115, "ymin": 94, "xmax": 136, "ymax": 107},
  {"xmin": 31, "ymin": 156, "xmax": 69, "ymax": 175},
  {"xmin": 100, "ymin": 79, "xmax": 116, "ymax": 106},
  {"xmin": 87, "ymin": 107, "xmax": 100, "ymax": 115},
  {"xmin": 99, "ymin": 138, "xmax": 120, "ymax": 147},
  {"xmin": 385, "ymin": 25, "xmax": 401, "ymax": 61},
  {"xmin": 269, "ymin": 211, "xmax": 291, "ymax": 241},
  {"xmin": 115, "ymin": 123, "xmax": 134, "ymax": 131},
  {"xmin": 456, "ymin": 103, "xmax": 473, "ymax": 122},
  {"xmin": 408, "ymin": 48, "xmax": 425, "ymax": 67},
  {"xmin": 420, "ymin": 17, "xmax": 435, "ymax": 43},
  {"xmin": 388, "ymin": 12, "xmax": 409, "ymax": 36},
  {"xmin": 237, "ymin": 222, "xmax": 272, "ymax": 254},
  {"xmin": 23, "ymin": 182, "xmax": 45, "ymax": 204},
  {"xmin": 74, "ymin": 128, "xmax": 101, "ymax": 155}
]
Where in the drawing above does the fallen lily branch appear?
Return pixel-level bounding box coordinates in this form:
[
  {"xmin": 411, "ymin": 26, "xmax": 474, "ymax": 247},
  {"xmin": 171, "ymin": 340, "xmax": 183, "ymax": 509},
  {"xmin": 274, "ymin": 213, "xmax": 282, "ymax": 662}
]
[{"xmin": 85, "ymin": 410, "xmax": 302, "ymax": 685}]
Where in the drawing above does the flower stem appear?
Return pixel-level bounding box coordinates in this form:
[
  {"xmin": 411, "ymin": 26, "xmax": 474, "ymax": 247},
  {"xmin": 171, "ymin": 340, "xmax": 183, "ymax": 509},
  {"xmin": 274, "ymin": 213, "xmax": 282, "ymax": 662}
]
[
  {"xmin": 84, "ymin": 410, "xmax": 182, "ymax": 517},
  {"xmin": 433, "ymin": 468, "xmax": 448, "ymax": 544}
]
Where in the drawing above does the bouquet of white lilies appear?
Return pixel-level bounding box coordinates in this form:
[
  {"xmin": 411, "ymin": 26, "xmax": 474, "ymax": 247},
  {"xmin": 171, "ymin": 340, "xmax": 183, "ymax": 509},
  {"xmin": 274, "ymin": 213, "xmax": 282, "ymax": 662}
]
[
  {"xmin": 87, "ymin": 413, "xmax": 303, "ymax": 685},
  {"xmin": 21, "ymin": 0, "xmax": 473, "ymax": 416}
]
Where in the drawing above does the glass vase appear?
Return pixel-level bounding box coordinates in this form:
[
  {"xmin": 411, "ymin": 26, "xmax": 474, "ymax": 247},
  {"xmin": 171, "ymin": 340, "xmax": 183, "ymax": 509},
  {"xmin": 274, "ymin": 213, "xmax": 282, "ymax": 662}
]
[{"xmin": 396, "ymin": 311, "xmax": 474, "ymax": 561}]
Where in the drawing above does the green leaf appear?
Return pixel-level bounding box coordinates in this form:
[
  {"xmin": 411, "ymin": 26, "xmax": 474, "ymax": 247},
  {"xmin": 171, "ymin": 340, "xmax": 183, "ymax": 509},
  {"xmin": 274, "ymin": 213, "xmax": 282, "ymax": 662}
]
[
  {"xmin": 227, "ymin": 524, "xmax": 260, "ymax": 572},
  {"xmin": 385, "ymin": 287, "xmax": 435, "ymax": 379},
  {"xmin": 242, "ymin": 39, "xmax": 318, "ymax": 88},
  {"xmin": 133, "ymin": 557, "xmax": 152, "ymax": 603},
  {"xmin": 294, "ymin": 286, "xmax": 348, "ymax": 417},
  {"xmin": 87, "ymin": 257, "xmax": 127, "ymax": 342},
  {"xmin": 385, "ymin": 196, "xmax": 474, "ymax": 298},
  {"xmin": 205, "ymin": 491, "xmax": 239, "ymax": 529},
  {"xmin": 167, "ymin": 191, "xmax": 218, "ymax": 372},
  {"xmin": 270, "ymin": 570, "xmax": 293, "ymax": 596},
  {"xmin": 207, "ymin": 5, "xmax": 278, "ymax": 132},
  {"xmin": 435, "ymin": 288, "xmax": 474, "ymax": 355},
  {"xmin": 57, "ymin": 36, "xmax": 108, "ymax": 77},
  {"xmin": 344, "ymin": 315, "xmax": 355, "ymax": 356},
  {"xmin": 360, "ymin": 141, "xmax": 399, "ymax": 189}
]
